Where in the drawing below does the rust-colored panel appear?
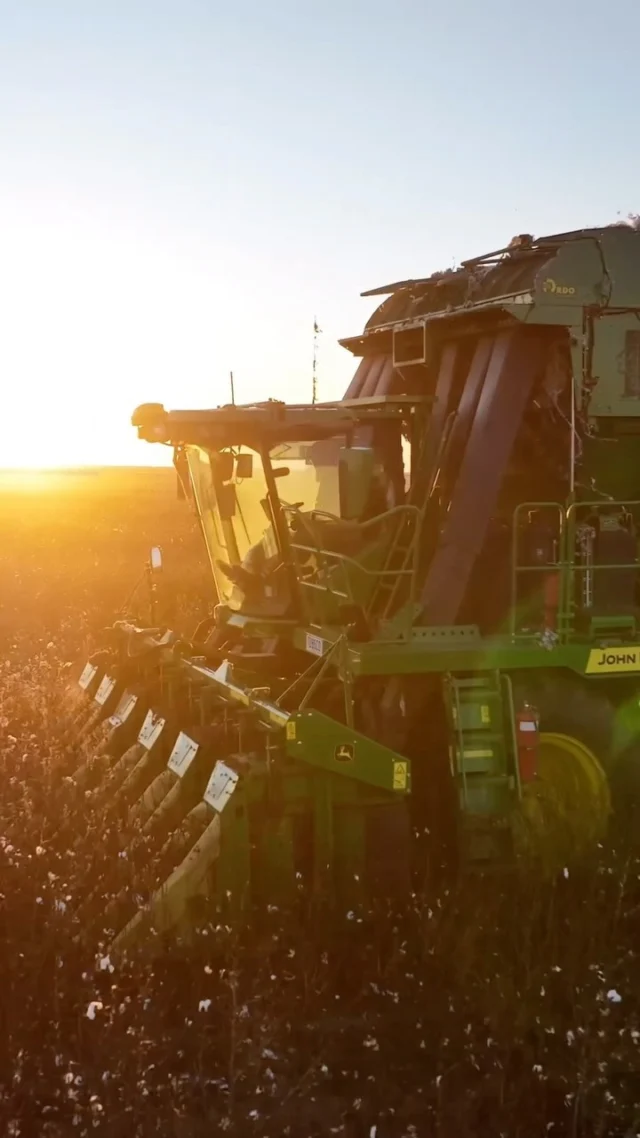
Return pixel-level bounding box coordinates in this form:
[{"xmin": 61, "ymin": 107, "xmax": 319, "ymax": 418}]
[
  {"xmin": 359, "ymin": 355, "xmax": 387, "ymax": 398},
  {"xmin": 420, "ymin": 329, "xmax": 544, "ymax": 625},
  {"xmin": 344, "ymin": 354, "xmax": 393, "ymax": 400},
  {"xmin": 344, "ymin": 356, "xmax": 373, "ymax": 400},
  {"xmin": 373, "ymin": 358, "xmax": 395, "ymax": 396}
]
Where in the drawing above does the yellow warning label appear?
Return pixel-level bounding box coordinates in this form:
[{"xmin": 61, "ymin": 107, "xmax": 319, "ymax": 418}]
[
  {"xmin": 480, "ymin": 704, "xmax": 490, "ymax": 724},
  {"xmin": 286, "ymin": 720, "xmax": 297, "ymax": 740},
  {"xmin": 393, "ymin": 761, "xmax": 408, "ymax": 790},
  {"xmin": 585, "ymin": 647, "xmax": 640, "ymax": 674}
]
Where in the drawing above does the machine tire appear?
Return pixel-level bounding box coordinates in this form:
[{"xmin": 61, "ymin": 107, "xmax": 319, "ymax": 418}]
[
  {"xmin": 527, "ymin": 674, "xmax": 614, "ymax": 759},
  {"xmin": 514, "ymin": 672, "xmax": 640, "ymax": 833}
]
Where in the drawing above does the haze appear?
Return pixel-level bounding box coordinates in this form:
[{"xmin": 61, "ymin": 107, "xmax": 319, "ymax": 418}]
[{"xmin": 1, "ymin": 0, "xmax": 639, "ymax": 468}]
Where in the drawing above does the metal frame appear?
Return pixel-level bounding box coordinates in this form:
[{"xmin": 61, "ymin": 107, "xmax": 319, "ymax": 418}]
[{"xmin": 510, "ymin": 498, "xmax": 640, "ymax": 644}]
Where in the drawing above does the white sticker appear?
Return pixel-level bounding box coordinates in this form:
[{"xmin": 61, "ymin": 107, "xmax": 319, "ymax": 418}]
[
  {"xmin": 138, "ymin": 710, "xmax": 166, "ymax": 750},
  {"xmin": 204, "ymin": 761, "xmax": 239, "ymax": 813},
  {"xmin": 167, "ymin": 732, "xmax": 199, "ymax": 777},
  {"xmin": 109, "ymin": 691, "xmax": 138, "ymax": 728},
  {"xmin": 306, "ymin": 633, "xmax": 324, "ymax": 657},
  {"xmin": 94, "ymin": 676, "xmax": 116, "ymax": 706},
  {"xmin": 519, "ymin": 721, "xmax": 537, "ymax": 733},
  {"xmin": 78, "ymin": 663, "xmax": 97, "ymax": 691}
]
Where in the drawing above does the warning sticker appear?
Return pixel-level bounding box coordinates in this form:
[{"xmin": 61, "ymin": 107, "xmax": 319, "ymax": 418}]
[
  {"xmin": 286, "ymin": 720, "xmax": 297, "ymax": 741},
  {"xmin": 306, "ymin": 633, "xmax": 324, "ymax": 657},
  {"xmin": 138, "ymin": 710, "xmax": 166, "ymax": 750},
  {"xmin": 393, "ymin": 761, "xmax": 408, "ymax": 791},
  {"xmin": 94, "ymin": 676, "xmax": 116, "ymax": 706},
  {"xmin": 78, "ymin": 663, "xmax": 98, "ymax": 691},
  {"xmin": 167, "ymin": 732, "xmax": 199, "ymax": 777},
  {"xmin": 204, "ymin": 761, "xmax": 239, "ymax": 813},
  {"xmin": 109, "ymin": 691, "xmax": 138, "ymax": 728}
]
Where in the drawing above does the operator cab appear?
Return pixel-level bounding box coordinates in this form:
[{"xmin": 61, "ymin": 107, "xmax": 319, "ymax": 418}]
[{"xmin": 183, "ymin": 401, "xmax": 416, "ymax": 627}]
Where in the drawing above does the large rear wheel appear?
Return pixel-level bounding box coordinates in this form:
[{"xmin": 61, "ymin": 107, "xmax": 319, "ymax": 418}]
[
  {"xmin": 513, "ymin": 673, "xmax": 640, "ymax": 864},
  {"xmin": 515, "ymin": 731, "xmax": 610, "ymax": 868}
]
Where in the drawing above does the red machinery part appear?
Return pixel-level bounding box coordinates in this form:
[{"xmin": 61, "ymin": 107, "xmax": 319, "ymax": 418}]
[{"xmin": 516, "ymin": 703, "xmax": 539, "ymax": 783}]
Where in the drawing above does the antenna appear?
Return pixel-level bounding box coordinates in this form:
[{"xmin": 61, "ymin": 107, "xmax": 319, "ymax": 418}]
[
  {"xmin": 229, "ymin": 370, "xmax": 236, "ymax": 406},
  {"xmin": 312, "ymin": 317, "xmax": 321, "ymax": 404}
]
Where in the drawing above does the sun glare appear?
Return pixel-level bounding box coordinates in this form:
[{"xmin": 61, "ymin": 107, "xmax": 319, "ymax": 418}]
[
  {"xmin": 0, "ymin": 469, "xmax": 84, "ymax": 493},
  {"xmin": 0, "ymin": 202, "xmax": 193, "ymax": 471}
]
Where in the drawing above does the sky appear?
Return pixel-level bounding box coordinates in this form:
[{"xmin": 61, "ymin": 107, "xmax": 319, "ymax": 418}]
[{"xmin": 1, "ymin": 0, "xmax": 640, "ymax": 467}]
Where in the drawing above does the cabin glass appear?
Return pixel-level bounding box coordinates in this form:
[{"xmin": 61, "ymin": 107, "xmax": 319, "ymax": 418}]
[
  {"xmin": 270, "ymin": 438, "xmax": 343, "ymax": 518},
  {"xmin": 185, "ymin": 420, "xmax": 406, "ymax": 609},
  {"xmin": 186, "ymin": 445, "xmax": 277, "ymax": 608}
]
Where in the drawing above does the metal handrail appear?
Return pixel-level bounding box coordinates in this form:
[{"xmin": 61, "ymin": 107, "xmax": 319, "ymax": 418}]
[
  {"xmin": 288, "ymin": 504, "xmax": 422, "ymax": 621},
  {"xmin": 564, "ymin": 500, "xmax": 640, "ymax": 632},
  {"xmin": 509, "ymin": 502, "xmax": 565, "ymax": 639},
  {"xmin": 284, "ymin": 502, "xmax": 421, "ymax": 534},
  {"xmin": 510, "ymin": 499, "xmax": 640, "ymax": 642},
  {"xmin": 565, "ymin": 499, "xmax": 640, "ymax": 518}
]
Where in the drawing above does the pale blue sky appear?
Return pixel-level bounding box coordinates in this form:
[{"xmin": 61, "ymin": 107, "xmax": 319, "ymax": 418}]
[{"xmin": 1, "ymin": 0, "xmax": 638, "ymax": 465}]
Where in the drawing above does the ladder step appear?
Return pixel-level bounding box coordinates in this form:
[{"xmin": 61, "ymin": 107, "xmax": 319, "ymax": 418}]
[
  {"xmin": 461, "ymin": 774, "xmax": 514, "ymax": 787},
  {"xmin": 452, "ymin": 676, "xmax": 502, "ymax": 690},
  {"xmin": 460, "ymin": 777, "xmax": 513, "ymax": 812},
  {"xmin": 457, "ymin": 731, "xmax": 506, "ymax": 745},
  {"xmin": 460, "ymin": 816, "xmax": 514, "ymax": 865},
  {"xmin": 447, "ymin": 670, "xmax": 518, "ymax": 834},
  {"xmin": 452, "ymin": 704, "xmax": 499, "ymax": 730},
  {"xmin": 458, "ymin": 751, "xmax": 502, "ymax": 774}
]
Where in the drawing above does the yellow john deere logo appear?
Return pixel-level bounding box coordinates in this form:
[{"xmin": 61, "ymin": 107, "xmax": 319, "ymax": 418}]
[
  {"xmin": 586, "ymin": 646, "xmax": 640, "ymax": 674},
  {"xmin": 334, "ymin": 743, "xmax": 354, "ymax": 763}
]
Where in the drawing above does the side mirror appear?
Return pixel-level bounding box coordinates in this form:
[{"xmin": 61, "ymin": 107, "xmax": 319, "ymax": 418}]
[
  {"xmin": 338, "ymin": 447, "xmax": 375, "ymax": 520},
  {"xmin": 214, "ymin": 452, "xmax": 234, "ymax": 482},
  {"xmin": 217, "ymin": 483, "xmax": 237, "ymax": 520},
  {"xmin": 149, "ymin": 546, "xmax": 163, "ymax": 572},
  {"xmin": 173, "ymin": 448, "xmax": 192, "ymax": 501},
  {"xmin": 235, "ymin": 452, "xmax": 254, "ymax": 479}
]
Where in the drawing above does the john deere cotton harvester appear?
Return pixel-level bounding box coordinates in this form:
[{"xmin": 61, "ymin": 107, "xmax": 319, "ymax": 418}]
[{"xmin": 69, "ymin": 225, "xmax": 640, "ymax": 954}]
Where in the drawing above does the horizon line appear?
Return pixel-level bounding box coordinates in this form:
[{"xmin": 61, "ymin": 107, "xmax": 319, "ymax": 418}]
[{"xmin": 0, "ymin": 463, "xmax": 173, "ymax": 473}]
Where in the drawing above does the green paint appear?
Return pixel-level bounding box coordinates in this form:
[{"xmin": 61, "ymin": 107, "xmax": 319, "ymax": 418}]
[{"xmin": 120, "ymin": 222, "xmax": 640, "ymax": 931}]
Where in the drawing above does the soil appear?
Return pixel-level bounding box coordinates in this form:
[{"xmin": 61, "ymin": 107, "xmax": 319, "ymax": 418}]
[{"xmin": 1, "ymin": 467, "xmax": 640, "ymax": 1137}]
